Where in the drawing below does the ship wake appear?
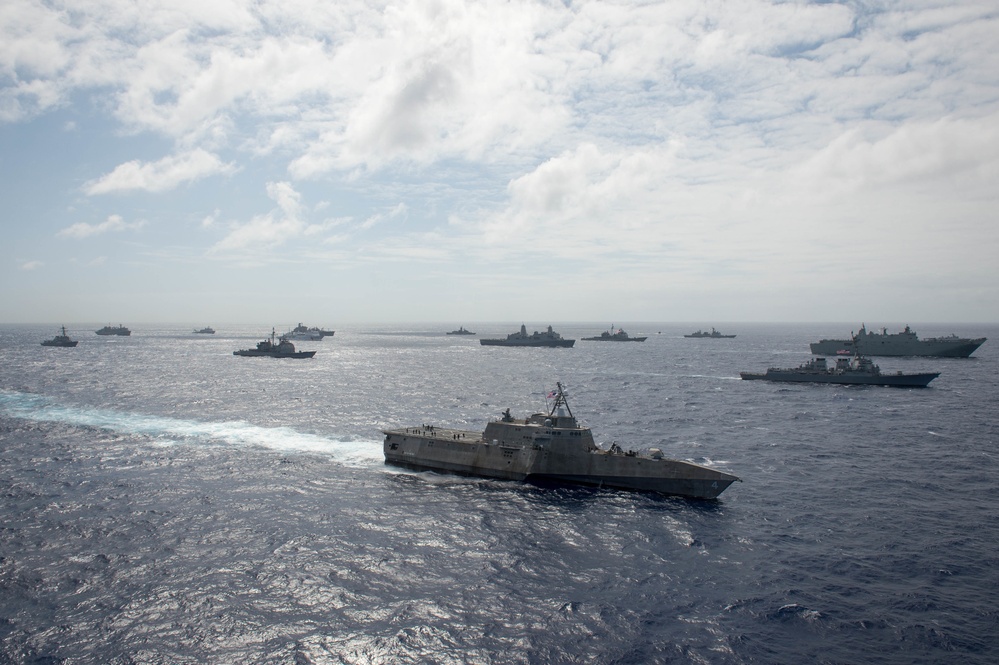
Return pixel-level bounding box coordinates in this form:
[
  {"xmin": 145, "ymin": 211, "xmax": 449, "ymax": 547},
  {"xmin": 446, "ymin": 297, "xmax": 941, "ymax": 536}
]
[{"xmin": 0, "ymin": 390, "xmax": 382, "ymax": 467}]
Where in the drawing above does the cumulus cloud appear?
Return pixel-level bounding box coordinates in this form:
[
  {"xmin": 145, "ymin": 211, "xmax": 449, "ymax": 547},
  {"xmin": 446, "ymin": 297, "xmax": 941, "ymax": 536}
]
[
  {"xmin": 20, "ymin": 260, "xmax": 43, "ymax": 270},
  {"xmin": 213, "ymin": 181, "xmax": 315, "ymax": 250},
  {"xmin": 57, "ymin": 214, "xmax": 145, "ymax": 239},
  {"xmin": 84, "ymin": 149, "xmax": 235, "ymax": 194}
]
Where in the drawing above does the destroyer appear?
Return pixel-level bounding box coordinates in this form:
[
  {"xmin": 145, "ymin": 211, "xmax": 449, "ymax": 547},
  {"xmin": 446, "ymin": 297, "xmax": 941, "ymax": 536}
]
[
  {"xmin": 810, "ymin": 324, "xmax": 985, "ymax": 358},
  {"xmin": 193, "ymin": 326, "xmax": 215, "ymax": 334},
  {"xmin": 41, "ymin": 326, "xmax": 78, "ymax": 347},
  {"xmin": 480, "ymin": 324, "xmax": 574, "ymax": 347},
  {"xmin": 96, "ymin": 324, "xmax": 131, "ymax": 336},
  {"xmin": 233, "ymin": 329, "xmax": 316, "ymax": 358},
  {"xmin": 684, "ymin": 328, "xmax": 735, "ymax": 338},
  {"xmin": 446, "ymin": 326, "xmax": 475, "ymax": 335},
  {"xmin": 740, "ymin": 356, "xmax": 939, "ymax": 387},
  {"xmin": 383, "ymin": 383, "xmax": 739, "ymax": 499},
  {"xmin": 581, "ymin": 327, "xmax": 647, "ymax": 342}
]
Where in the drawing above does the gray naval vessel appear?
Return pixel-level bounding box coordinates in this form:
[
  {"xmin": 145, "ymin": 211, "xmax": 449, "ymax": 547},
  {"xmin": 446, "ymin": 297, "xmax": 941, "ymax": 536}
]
[
  {"xmin": 96, "ymin": 324, "xmax": 131, "ymax": 336},
  {"xmin": 740, "ymin": 355, "xmax": 939, "ymax": 387},
  {"xmin": 233, "ymin": 329, "xmax": 316, "ymax": 358},
  {"xmin": 581, "ymin": 326, "xmax": 647, "ymax": 342},
  {"xmin": 480, "ymin": 324, "xmax": 575, "ymax": 347},
  {"xmin": 41, "ymin": 326, "xmax": 78, "ymax": 347},
  {"xmin": 383, "ymin": 383, "xmax": 739, "ymax": 499},
  {"xmin": 810, "ymin": 324, "xmax": 985, "ymax": 357},
  {"xmin": 446, "ymin": 326, "xmax": 475, "ymax": 335},
  {"xmin": 684, "ymin": 327, "xmax": 735, "ymax": 338}
]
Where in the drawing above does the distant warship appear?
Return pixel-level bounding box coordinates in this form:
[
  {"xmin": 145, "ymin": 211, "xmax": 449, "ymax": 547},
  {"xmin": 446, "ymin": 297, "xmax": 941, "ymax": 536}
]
[
  {"xmin": 740, "ymin": 356, "xmax": 939, "ymax": 387},
  {"xmin": 96, "ymin": 324, "xmax": 131, "ymax": 336},
  {"xmin": 233, "ymin": 329, "xmax": 316, "ymax": 358},
  {"xmin": 41, "ymin": 326, "xmax": 78, "ymax": 347},
  {"xmin": 581, "ymin": 327, "xmax": 647, "ymax": 342},
  {"xmin": 810, "ymin": 324, "xmax": 985, "ymax": 357},
  {"xmin": 684, "ymin": 328, "xmax": 735, "ymax": 338},
  {"xmin": 446, "ymin": 326, "xmax": 475, "ymax": 335},
  {"xmin": 193, "ymin": 327, "xmax": 215, "ymax": 334},
  {"xmin": 480, "ymin": 324, "xmax": 575, "ymax": 347},
  {"xmin": 280, "ymin": 323, "xmax": 334, "ymax": 341},
  {"xmin": 383, "ymin": 383, "xmax": 739, "ymax": 499}
]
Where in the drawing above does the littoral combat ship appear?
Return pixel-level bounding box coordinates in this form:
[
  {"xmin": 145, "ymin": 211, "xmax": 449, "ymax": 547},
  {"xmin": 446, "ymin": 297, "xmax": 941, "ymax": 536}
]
[
  {"xmin": 480, "ymin": 324, "xmax": 574, "ymax": 347},
  {"xmin": 810, "ymin": 324, "xmax": 985, "ymax": 358},
  {"xmin": 740, "ymin": 356, "xmax": 939, "ymax": 387},
  {"xmin": 383, "ymin": 383, "xmax": 739, "ymax": 499}
]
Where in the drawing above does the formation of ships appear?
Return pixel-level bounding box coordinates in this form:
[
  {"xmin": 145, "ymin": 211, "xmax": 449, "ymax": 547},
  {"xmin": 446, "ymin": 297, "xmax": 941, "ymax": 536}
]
[{"xmin": 35, "ymin": 321, "xmax": 988, "ymax": 499}]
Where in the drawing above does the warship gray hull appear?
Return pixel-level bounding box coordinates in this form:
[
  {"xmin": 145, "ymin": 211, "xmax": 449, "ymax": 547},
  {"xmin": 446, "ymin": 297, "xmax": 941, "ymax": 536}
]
[
  {"xmin": 383, "ymin": 384, "xmax": 738, "ymax": 500},
  {"xmin": 684, "ymin": 328, "xmax": 735, "ymax": 338},
  {"xmin": 41, "ymin": 326, "xmax": 78, "ymax": 347},
  {"xmin": 740, "ymin": 356, "xmax": 939, "ymax": 387},
  {"xmin": 810, "ymin": 324, "xmax": 985, "ymax": 357},
  {"xmin": 233, "ymin": 329, "xmax": 316, "ymax": 359},
  {"xmin": 480, "ymin": 324, "xmax": 575, "ymax": 347},
  {"xmin": 581, "ymin": 328, "xmax": 647, "ymax": 342},
  {"xmin": 96, "ymin": 325, "xmax": 131, "ymax": 336}
]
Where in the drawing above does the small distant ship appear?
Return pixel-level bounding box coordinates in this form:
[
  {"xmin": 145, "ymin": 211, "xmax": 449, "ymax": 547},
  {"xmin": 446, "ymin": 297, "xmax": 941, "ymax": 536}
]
[
  {"xmin": 446, "ymin": 326, "xmax": 475, "ymax": 335},
  {"xmin": 480, "ymin": 324, "xmax": 575, "ymax": 347},
  {"xmin": 740, "ymin": 356, "xmax": 939, "ymax": 388},
  {"xmin": 193, "ymin": 326, "xmax": 215, "ymax": 334},
  {"xmin": 96, "ymin": 324, "xmax": 131, "ymax": 336},
  {"xmin": 810, "ymin": 324, "xmax": 986, "ymax": 358},
  {"xmin": 383, "ymin": 382, "xmax": 739, "ymax": 499},
  {"xmin": 581, "ymin": 326, "xmax": 647, "ymax": 342},
  {"xmin": 41, "ymin": 326, "xmax": 78, "ymax": 347},
  {"xmin": 684, "ymin": 328, "xmax": 735, "ymax": 338},
  {"xmin": 279, "ymin": 323, "xmax": 334, "ymax": 341},
  {"xmin": 233, "ymin": 329, "xmax": 316, "ymax": 358}
]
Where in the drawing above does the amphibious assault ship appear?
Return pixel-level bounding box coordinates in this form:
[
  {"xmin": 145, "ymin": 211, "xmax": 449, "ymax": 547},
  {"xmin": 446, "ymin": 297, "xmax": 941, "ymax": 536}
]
[
  {"xmin": 810, "ymin": 324, "xmax": 985, "ymax": 357},
  {"xmin": 740, "ymin": 356, "xmax": 939, "ymax": 387},
  {"xmin": 383, "ymin": 383, "xmax": 739, "ymax": 499},
  {"xmin": 480, "ymin": 324, "xmax": 575, "ymax": 347}
]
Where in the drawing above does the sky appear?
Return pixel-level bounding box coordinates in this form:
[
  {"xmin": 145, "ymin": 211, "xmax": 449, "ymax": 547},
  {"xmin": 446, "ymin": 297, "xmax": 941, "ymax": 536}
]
[{"xmin": 2, "ymin": 0, "xmax": 998, "ymax": 325}]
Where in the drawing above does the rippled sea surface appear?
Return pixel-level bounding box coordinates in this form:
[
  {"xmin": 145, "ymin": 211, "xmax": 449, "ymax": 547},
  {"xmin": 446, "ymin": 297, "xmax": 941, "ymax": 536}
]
[{"xmin": 2, "ymin": 322, "xmax": 997, "ymax": 664}]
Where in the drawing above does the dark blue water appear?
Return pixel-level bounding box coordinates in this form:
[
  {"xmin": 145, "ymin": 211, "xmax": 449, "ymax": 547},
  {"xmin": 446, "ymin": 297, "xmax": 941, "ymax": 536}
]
[{"xmin": 2, "ymin": 323, "xmax": 997, "ymax": 664}]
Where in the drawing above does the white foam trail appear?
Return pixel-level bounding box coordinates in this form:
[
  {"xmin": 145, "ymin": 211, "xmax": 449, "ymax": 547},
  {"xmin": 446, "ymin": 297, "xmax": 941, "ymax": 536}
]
[{"xmin": 0, "ymin": 390, "xmax": 382, "ymax": 467}]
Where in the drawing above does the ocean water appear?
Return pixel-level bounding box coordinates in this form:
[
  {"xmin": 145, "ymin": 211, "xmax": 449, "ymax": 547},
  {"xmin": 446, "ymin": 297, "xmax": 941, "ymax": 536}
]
[{"xmin": 1, "ymin": 322, "xmax": 997, "ymax": 665}]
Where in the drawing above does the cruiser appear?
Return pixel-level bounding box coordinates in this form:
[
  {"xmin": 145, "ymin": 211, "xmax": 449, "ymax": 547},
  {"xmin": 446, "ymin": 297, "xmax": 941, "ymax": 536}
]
[
  {"xmin": 480, "ymin": 324, "xmax": 575, "ymax": 347},
  {"xmin": 233, "ymin": 329, "xmax": 316, "ymax": 359},
  {"xmin": 740, "ymin": 356, "xmax": 939, "ymax": 387},
  {"xmin": 383, "ymin": 383, "xmax": 739, "ymax": 499},
  {"xmin": 581, "ymin": 327, "xmax": 647, "ymax": 342},
  {"xmin": 684, "ymin": 328, "xmax": 735, "ymax": 338},
  {"xmin": 96, "ymin": 324, "xmax": 131, "ymax": 336},
  {"xmin": 810, "ymin": 324, "xmax": 985, "ymax": 357},
  {"xmin": 41, "ymin": 326, "xmax": 78, "ymax": 347}
]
